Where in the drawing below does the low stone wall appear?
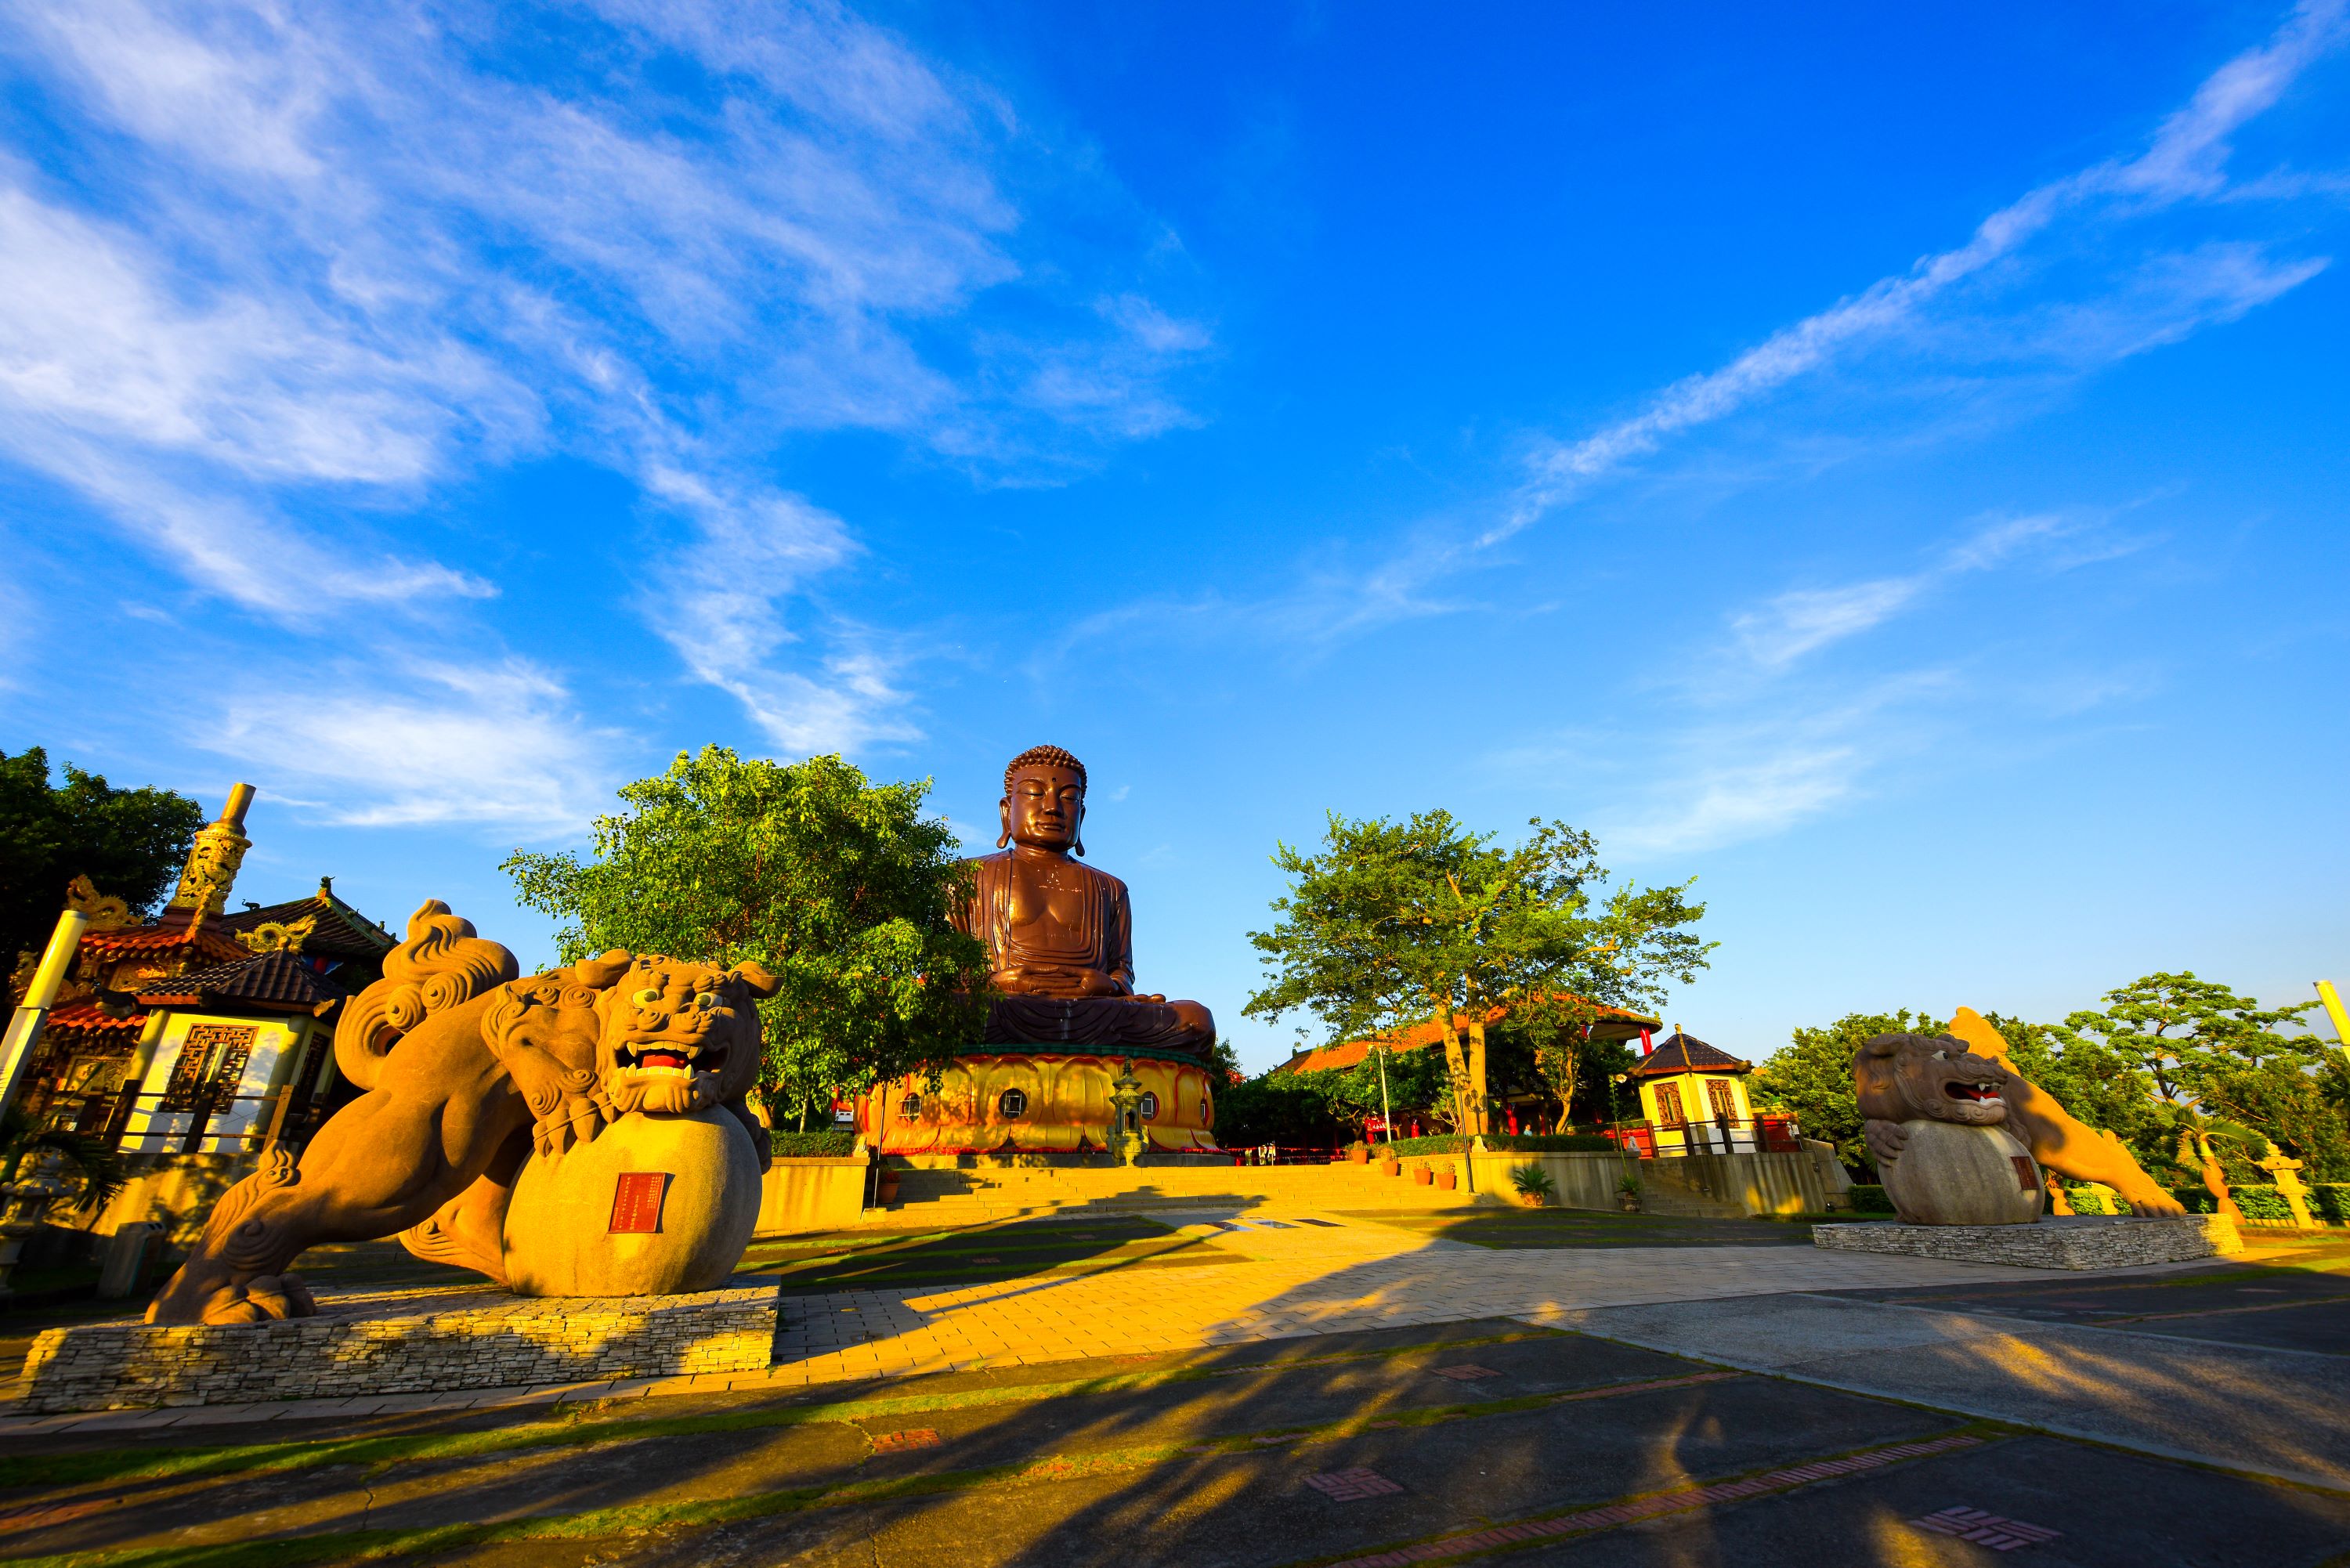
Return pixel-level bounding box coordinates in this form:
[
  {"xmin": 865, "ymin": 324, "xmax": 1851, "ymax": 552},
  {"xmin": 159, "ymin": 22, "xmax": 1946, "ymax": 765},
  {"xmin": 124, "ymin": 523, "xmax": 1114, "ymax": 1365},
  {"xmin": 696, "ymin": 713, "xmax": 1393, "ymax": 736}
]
[
  {"xmin": 20, "ymin": 1278, "xmax": 781, "ymax": 1413},
  {"xmin": 756, "ymin": 1155, "xmax": 870, "ymax": 1234},
  {"xmin": 1811, "ymin": 1214, "xmax": 2241, "ymax": 1270},
  {"xmin": 1468, "ymin": 1147, "xmax": 1846, "ymax": 1217}
]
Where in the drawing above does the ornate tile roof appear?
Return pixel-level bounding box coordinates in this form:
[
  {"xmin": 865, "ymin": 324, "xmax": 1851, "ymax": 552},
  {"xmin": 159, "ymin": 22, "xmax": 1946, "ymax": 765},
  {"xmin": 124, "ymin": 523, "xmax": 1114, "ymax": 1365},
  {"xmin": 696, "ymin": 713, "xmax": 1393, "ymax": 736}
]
[
  {"xmin": 217, "ymin": 880, "xmax": 395, "ymax": 961},
  {"xmin": 1626, "ymin": 1030, "xmax": 1752, "ymax": 1078},
  {"xmin": 78, "ymin": 923, "xmax": 249, "ymax": 966},
  {"xmin": 132, "ymin": 949, "xmax": 342, "ymax": 1013},
  {"xmin": 42, "ymin": 998, "xmax": 146, "ymax": 1041}
]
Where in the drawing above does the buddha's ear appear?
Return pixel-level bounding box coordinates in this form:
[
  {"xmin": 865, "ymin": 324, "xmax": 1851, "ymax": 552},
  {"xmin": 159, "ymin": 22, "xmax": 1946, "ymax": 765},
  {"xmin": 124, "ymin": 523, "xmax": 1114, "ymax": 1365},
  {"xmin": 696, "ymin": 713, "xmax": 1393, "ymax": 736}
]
[
  {"xmin": 1073, "ymin": 833, "xmax": 1085, "ymax": 857},
  {"xmin": 996, "ymin": 794, "xmax": 1012, "ymax": 849}
]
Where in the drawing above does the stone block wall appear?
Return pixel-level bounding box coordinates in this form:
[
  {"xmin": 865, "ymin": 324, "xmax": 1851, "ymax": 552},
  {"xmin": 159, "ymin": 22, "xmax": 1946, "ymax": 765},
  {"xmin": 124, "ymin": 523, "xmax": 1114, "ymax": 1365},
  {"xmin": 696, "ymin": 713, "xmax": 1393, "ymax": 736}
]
[
  {"xmin": 1812, "ymin": 1213, "xmax": 2241, "ymax": 1270},
  {"xmin": 20, "ymin": 1280, "xmax": 781, "ymax": 1413}
]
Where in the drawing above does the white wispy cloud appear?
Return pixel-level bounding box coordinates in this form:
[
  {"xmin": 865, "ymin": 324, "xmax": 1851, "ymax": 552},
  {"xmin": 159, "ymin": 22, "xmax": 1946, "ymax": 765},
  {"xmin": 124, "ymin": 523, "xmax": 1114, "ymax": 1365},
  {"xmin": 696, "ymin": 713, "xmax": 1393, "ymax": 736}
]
[
  {"xmin": 0, "ymin": 0, "xmax": 1205, "ymax": 757},
  {"xmin": 1495, "ymin": 0, "xmax": 2348, "ymax": 542},
  {"xmin": 210, "ymin": 659, "xmax": 624, "ymax": 830}
]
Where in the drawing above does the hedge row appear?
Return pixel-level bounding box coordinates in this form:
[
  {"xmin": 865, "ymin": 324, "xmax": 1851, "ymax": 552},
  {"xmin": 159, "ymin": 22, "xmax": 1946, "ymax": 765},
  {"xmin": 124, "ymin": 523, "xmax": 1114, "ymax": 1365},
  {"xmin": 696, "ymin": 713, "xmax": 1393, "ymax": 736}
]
[
  {"xmin": 768, "ymin": 1129, "xmax": 859, "ymax": 1157},
  {"xmin": 1846, "ymin": 1183, "xmax": 1894, "ymax": 1213},
  {"xmin": 1365, "ymin": 1133, "xmax": 1624, "ymax": 1157}
]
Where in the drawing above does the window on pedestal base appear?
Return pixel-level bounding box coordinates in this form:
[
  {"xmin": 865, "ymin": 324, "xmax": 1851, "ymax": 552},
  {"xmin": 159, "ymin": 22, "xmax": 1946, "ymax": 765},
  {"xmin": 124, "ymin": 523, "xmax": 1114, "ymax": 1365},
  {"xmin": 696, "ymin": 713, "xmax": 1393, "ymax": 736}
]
[
  {"xmin": 899, "ymin": 1094, "xmax": 924, "ymax": 1118},
  {"xmin": 1139, "ymin": 1091, "xmax": 1159, "ymax": 1121},
  {"xmin": 999, "ymin": 1089, "xmax": 1027, "ymax": 1118}
]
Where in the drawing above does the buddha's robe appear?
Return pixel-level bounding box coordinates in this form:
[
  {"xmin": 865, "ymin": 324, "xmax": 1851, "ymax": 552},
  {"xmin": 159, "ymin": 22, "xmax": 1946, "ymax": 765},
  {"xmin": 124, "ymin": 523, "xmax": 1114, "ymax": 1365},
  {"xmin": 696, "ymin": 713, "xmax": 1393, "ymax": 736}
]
[{"xmin": 956, "ymin": 850, "xmax": 1213, "ymax": 1053}]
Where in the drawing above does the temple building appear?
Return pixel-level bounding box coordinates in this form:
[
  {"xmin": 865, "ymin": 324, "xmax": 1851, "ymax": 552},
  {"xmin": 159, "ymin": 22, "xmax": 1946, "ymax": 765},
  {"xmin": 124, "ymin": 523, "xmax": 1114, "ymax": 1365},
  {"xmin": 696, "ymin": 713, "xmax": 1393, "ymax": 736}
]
[
  {"xmin": 24, "ymin": 786, "xmax": 394, "ymax": 1156},
  {"xmin": 857, "ymin": 746, "xmax": 1223, "ymax": 1162},
  {"xmin": 1282, "ymin": 997, "xmax": 1661, "ymax": 1137},
  {"xmin": 1623, "ymin": 1028, "xmax": 1799, "ymax": 1155}
]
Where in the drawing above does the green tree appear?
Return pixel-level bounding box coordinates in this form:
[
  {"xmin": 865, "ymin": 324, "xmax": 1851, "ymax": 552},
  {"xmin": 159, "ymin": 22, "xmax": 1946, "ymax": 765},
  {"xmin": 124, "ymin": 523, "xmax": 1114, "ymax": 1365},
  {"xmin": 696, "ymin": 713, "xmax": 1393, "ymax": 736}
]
[
  {"xmin": 503, "ymin": 747, "xmax": 988, "ymax": 1125},
  {"xmin": 2, "ymin": 748, "xmax": 204, "ymax": 990},
  {"xmin": 1245, "ymin": 810, "xmax": 1709, "ymax": 1135},
  {"xmin": 1753, "ymin": 1010, "xmax": 1941, "ymax": 1173},
  {"xmin": 2059, "ymin": 972, "xmax": 2318, "ymax": 1105}
]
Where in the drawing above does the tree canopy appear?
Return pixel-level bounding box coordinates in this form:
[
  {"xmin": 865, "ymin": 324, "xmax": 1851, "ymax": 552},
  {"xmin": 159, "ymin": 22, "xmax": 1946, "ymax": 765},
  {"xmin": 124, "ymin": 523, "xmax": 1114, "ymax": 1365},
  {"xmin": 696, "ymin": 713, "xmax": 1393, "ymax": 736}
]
[
  {"xmin": 503, "ymin": 747, "xmax": 988, "ymax": 1123},
  {"xmin": 1244, "ymin": 810, "xmax": 1709, "ymax": 1133},
  {"xmin": 2, "ymin": 747, "xmax": 204, "ymax": 987}
]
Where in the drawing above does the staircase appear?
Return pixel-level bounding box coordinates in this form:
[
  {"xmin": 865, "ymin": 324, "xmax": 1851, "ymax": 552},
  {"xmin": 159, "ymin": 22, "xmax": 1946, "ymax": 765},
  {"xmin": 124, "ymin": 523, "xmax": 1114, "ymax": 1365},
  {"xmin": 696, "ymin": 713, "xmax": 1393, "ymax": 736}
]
[
  {"xmin": 872, "ymin": 1162, "xmax": 1484, "ymax": 1227},
  {"xmin": 1634, "ymin": 1159, "xmax": 1756, "ymax": 1220}
]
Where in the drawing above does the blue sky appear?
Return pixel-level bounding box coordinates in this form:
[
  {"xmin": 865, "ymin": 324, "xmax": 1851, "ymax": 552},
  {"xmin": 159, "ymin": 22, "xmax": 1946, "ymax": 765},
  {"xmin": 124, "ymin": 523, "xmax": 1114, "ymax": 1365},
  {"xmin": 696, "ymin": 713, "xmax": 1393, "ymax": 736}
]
[{"xmin": 3, "ymin": 1, "xmax": 2346, "ymax": 1072}]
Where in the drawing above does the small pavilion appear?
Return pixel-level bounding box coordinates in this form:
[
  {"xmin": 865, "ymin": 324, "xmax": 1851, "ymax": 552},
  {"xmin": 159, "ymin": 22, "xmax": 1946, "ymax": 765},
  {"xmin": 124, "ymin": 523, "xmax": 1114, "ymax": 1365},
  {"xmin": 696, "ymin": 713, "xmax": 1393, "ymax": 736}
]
[{"xmin": 1624, "ymin": 1028, "xmax": 1794, "ymax": 1154}]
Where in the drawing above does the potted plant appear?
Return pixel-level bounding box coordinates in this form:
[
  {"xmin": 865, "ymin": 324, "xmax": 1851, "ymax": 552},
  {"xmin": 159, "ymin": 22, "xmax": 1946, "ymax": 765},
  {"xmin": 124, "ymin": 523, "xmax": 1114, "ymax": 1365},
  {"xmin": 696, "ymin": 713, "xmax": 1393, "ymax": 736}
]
[
  {"xmin": 1434, "ymin": 1161, "xmax": 1458, "ymax": 1192},
  {"xmin": 1379, "ymin": 1147, "xmax": 1402, "ymax": 1176},
  {"xmin": 1412, "ymin": 1162, "xmax": 1434, "ymax": 1187},
  {"xmin": 1348, "ymin": 1140, "xmax": 1369, "ymax": 1165},
  {"xmin": 1509, "ymin": 1162, "xmax": 1556, "ymax": 1209},
  {"xmin": 1616, "ymin": 1173, "xmax": 1642, "ymax": 1213}
]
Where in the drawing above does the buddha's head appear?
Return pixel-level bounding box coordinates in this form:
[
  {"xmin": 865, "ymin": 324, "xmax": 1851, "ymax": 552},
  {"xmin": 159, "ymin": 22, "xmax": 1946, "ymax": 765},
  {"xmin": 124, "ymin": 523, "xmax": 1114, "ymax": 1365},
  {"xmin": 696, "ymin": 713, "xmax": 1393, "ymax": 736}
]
[{"xmin": 998, "ymin": 744, "xmax": 1086, "ymax": 856}]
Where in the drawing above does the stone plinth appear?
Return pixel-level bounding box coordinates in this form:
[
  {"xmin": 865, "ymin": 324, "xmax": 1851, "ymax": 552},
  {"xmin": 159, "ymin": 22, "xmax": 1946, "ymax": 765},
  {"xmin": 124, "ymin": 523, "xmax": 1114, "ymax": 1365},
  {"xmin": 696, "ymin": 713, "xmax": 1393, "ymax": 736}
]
[
  {"xmin": 20, "ymin": 1277, "xmax": 780, "ymax": 1414},
  {"xmin": 1811, "ymin": 1214, "xmax": 2240, "ymax": 1270}
]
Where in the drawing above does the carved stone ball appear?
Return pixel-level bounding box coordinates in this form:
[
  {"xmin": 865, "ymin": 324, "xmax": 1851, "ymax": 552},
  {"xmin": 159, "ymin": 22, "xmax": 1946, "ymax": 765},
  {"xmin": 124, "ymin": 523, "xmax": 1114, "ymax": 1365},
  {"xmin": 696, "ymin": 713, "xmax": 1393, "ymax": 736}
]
[
  {"xmin": 501, "ymin": 1107, "xmax": 763, "ymax": 1296},
  {"xmin": 1878, "ymin": 1119, "xmax": 2047, "ymax": 1227}
]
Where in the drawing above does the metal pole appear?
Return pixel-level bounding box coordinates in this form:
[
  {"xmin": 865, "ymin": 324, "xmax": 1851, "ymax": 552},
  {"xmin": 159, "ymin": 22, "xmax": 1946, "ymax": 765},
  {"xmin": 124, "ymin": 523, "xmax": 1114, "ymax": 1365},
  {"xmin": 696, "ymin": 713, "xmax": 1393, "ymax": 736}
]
[
  {"xmin": 1376, "ymin": 1043, "xmax": 1394, "ymax": 1147},
  {"xmin": 0, "ymin": 910, "xmax": 89, "ymax": 1131}
]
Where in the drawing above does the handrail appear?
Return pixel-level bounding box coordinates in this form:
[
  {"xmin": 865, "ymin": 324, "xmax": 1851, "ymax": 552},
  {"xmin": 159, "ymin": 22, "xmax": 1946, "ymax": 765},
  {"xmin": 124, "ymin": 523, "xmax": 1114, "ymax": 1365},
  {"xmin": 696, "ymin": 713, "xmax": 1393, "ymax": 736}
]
[{"xmin": 34, "ymin": 1084, "xmax": 327, "ymax": 1156}]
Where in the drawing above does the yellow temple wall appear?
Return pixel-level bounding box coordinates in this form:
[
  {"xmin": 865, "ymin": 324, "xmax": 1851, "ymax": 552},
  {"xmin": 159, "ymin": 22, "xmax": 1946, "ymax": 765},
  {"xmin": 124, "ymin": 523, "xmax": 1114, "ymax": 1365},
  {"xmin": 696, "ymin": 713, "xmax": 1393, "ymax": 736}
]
[{"xmin": 861, "ymin": 1053, "xmax": 1220, "ymax": 1155}]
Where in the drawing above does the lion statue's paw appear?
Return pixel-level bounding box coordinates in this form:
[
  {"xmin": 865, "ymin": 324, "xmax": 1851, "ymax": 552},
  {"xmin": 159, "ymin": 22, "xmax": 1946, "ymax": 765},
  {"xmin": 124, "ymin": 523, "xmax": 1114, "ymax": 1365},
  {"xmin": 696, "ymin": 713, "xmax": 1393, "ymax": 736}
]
[
  {"xmin": 533, "ymin": 1095, "xmax": 612, "ymax": 1158},
  {"xmin": 197, "ymin": 1273, "xmax": 317, "ymax": 1324}
]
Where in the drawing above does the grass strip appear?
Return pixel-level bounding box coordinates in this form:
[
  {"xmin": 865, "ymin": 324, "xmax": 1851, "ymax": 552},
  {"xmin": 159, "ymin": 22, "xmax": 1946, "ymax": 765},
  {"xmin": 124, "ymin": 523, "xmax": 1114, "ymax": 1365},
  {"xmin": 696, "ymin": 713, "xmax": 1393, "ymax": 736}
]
[
  {"xmin": 0, "ymin": 1327, "xmax": 1576, "ymax": 1490},
  {"xmin": 1292, "ymin": 1428, "xmax": 1998, "ymax": 1568},
  {"xmin": 0, "ymin": 1367, "xmax": 1748, "ymax": 1568}
]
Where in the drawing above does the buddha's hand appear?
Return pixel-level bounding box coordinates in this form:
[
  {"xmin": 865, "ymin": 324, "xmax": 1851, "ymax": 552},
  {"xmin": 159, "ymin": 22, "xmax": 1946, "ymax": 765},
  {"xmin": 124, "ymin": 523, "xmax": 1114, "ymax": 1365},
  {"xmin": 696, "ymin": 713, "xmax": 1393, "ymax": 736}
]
[{"xmin": 1864, "ymin": 1118, "xmax": 1908, "ymax": 1165}]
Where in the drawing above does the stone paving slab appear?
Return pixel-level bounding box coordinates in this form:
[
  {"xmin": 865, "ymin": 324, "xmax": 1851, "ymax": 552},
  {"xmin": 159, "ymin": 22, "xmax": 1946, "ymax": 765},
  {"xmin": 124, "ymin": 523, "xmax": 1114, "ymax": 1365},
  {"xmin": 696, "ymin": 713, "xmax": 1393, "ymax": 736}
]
[
  {"xmin": 1544, "ymin": 1291, "xmax": 2350, "ymax": 1492},
  {"xmin": 0, "ymin": 1210, "xmax": 2204, "ymax": 1437}
]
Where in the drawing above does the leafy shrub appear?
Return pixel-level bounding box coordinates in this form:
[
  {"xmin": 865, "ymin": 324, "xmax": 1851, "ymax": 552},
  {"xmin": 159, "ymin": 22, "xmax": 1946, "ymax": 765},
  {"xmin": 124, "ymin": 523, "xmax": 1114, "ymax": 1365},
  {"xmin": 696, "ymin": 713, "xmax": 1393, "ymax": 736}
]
[
  {"xmin": 1847, "ymin": 1184, "xmax": 1893, "ymax": 1214},
  {"xmin": 1509, "ymin": 1163, "xmax": 1558, "ymax": 1204},
  {"xmin": 1484, "ymin": 1133, "xmax": 1619, "ymax": 1153},
  {"xmin": 2168, "ymin": 1187, "xmax": 2218, "ymax": 1214},
  {"xmin": 768, "ymin": 1129, "xmax": 859, "ymax": 1157},
  {"xmin": 2314, "ymin": 1184, "xmax": 2350, "ymax": 1223},
  {"xmin": 2233, "ymin": 1186, "xmax": 2293, "ymax": 1221}
]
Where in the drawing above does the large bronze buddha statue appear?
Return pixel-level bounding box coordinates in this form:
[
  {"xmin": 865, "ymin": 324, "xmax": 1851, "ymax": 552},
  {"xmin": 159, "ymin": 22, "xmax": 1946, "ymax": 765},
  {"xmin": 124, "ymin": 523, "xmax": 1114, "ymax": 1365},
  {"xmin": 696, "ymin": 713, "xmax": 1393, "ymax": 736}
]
[{"xmin": 957, "ymin": 746, "xmax": 1214, "ymax": 1054}]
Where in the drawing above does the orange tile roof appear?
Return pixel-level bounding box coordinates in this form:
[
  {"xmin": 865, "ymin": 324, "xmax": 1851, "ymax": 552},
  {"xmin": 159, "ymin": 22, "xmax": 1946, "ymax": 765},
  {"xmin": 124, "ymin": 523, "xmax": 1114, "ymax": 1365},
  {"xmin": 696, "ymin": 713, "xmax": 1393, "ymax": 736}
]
[
  {"xmin": 42, "ymin": 999, "xmax": 146, "ymax": 1040},
  {"xmin": 1280, "ymin": 995, "xmax": 1661, "ymax": 1076}
]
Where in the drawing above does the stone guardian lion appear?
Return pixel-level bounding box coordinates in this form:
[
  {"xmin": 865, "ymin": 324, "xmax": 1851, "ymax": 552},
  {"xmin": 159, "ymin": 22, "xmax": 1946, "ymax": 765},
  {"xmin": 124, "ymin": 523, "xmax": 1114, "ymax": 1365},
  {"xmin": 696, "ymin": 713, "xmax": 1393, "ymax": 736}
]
[
  {"xmin": 146, "ymin": 902, "xmax": 778, "ymax": 1325},
  {"xmin": 1856, "ymin": 1007, "xmax": 2182, "ymax": 1225}
]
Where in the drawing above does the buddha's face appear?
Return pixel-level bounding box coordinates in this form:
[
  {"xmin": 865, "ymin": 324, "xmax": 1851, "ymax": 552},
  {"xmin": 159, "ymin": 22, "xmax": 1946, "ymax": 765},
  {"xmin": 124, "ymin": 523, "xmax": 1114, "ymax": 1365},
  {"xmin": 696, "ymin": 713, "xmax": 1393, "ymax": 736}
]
[{"xmin": 1002, "ymin": 764, "xmax": 1085, "ymax": 853}]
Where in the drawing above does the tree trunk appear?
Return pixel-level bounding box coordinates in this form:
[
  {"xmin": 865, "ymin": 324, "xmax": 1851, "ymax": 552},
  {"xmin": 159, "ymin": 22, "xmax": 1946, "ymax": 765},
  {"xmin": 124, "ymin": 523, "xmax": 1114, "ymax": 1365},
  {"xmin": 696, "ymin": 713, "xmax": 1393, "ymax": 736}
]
[
  {"xmin": 1434, "ymin": 991, "xmax": 1470, "ymax": 1136},
  {"xmin": 1463, "ymin": 1017, "xmax": 1490, "ymax": 1136}
]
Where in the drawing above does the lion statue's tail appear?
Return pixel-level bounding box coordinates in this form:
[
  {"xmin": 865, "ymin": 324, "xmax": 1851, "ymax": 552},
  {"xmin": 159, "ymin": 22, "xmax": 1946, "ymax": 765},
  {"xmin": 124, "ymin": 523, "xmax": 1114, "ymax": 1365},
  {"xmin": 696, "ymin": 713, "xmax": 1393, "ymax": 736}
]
[{"xmin": 333, "ymin": 901, "xmax": 519, "ymax": 1090}]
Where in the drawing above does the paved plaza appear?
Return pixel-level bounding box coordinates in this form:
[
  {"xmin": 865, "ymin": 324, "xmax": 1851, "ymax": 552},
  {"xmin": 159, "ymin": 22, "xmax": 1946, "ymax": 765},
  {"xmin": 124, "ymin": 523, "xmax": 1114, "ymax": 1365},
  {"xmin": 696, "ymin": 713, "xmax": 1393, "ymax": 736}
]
[{"xmin": 0, "ymin": 1209, "xmax": 2342, "ymax": 1566}]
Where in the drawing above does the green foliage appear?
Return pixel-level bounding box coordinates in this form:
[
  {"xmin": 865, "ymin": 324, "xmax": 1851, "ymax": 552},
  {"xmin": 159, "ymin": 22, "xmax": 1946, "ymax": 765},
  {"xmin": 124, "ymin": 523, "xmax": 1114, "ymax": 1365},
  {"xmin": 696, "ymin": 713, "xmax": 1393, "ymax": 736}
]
[
  {"xmin": 1846, "ymin": 1183, "xmax": 1893, "ymax": 1213},
  {"xmin": 2059, "ymin": 972, "xmax": 2319, "ymax": 1105},
  {"xmin": 1381, "ymin": 1134, "xmax": 1475, "ymax": 1155},
  {"xmin": 1243, "ymin": 809, "xmax": 1709, "ymax": 1126},
  {"xmin": 2312, "ymin": 1185, "xmax": 2350, "ymax": 1224},
  {"xmin": 0, "ymin": 1108, "xmax": 128, "ymax": 1208},
  {"xmin": 2231, "ymin": 1186, "xmax": 2294, "ymax": 1221},
  {"xmin": 1509, "ymin": 1162, "xmax": 1557, "ymax": 1203},
  {"xmin": 767, "ymin": 1129, "xmax": 859, "ymax": 1158},
  {"xmin": 1483, "ymin": 1133, "xmax": 1618, "ymax": 1152},
  {"xmin": 1753, "ymin": 1010, "xmax": 1940, "ymax": 1173},
  {"xmin": 1213, "ymin": 1072, "xmax": 1351, "ymax": 1147},
  {"xmin": 0, "ymin": 747, "xmax": 204, "ymax": 987},
  {"xmin": 503, "ymin": 746, "xmax": 988, "ymax": 1119}
]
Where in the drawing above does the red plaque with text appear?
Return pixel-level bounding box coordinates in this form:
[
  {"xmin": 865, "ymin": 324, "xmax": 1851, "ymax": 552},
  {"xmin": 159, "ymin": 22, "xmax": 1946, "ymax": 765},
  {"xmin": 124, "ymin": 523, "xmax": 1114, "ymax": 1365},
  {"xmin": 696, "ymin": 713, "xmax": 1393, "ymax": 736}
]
[{"xmin": 608, "ymin": 1171, "xmax": 671, "ymax": 1234}]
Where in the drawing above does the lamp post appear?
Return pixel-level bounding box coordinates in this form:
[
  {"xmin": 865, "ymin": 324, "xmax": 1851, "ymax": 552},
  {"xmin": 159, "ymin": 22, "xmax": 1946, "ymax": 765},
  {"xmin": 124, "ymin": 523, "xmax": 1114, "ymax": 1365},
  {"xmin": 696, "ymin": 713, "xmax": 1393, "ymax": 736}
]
[{"xmin": 1108, "ymin": 1061, "xmax": 1145, "ymax": 1167}]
